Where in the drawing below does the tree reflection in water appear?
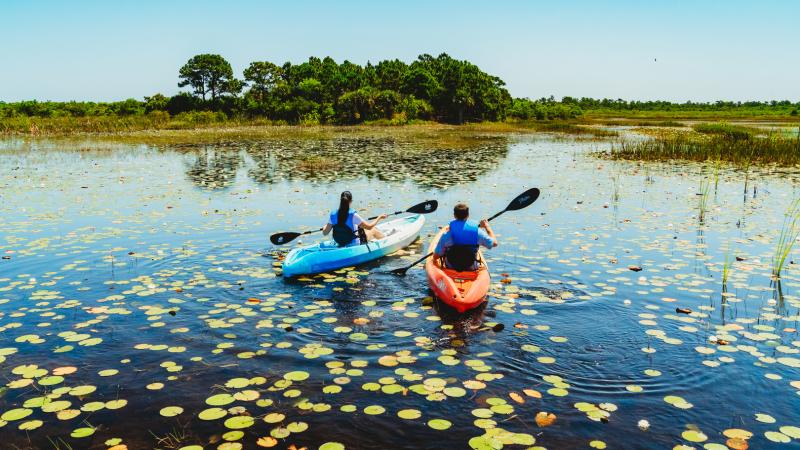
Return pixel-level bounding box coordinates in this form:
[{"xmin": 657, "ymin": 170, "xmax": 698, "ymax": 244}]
[
  {"xmin": 184, "ymin": 146, "xmax": 243, "ymax": 189},
  {"xmin": 183, "ymin": 136, "xmax": 509, "ymax": 190}
]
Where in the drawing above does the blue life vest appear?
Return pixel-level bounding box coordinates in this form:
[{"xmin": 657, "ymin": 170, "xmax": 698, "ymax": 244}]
[
  {"xmin": 330, "ymin": 209, "xmax": 357, "ymax": 246},
  {"xmin": 449, "ymin": 219, "xmax": 479, "ymax": 245},
  {"xmin": 445, "ymin": 219, "xmax": 479, "ymax": 271}
]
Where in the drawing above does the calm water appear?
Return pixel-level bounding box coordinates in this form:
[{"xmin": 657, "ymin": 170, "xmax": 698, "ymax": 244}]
[{"xmin": 1, "ymin": 133, "xmax": 799, "ymax": 450}]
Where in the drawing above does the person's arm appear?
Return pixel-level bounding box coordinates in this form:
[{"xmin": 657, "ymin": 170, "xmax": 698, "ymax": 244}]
[
  {"xmin": 479, "ymin": 219, "xmax": 498, "ymax": 248},
  {"xmin": 434, "ymin": 229, "xmax": 451, "ymax": 256},
  {"xmin": 322, "ymin": 222, "xmax": 332, "ymax": 236},
  {"xmin": 358, "ymin": 213, "xmax": 387, "ymax": 230}
]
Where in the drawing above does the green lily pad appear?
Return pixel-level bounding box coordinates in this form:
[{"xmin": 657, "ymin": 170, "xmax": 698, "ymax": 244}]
[
  {"xmin": 206, "ymin": 393, "xmax": 235, "ymax": 406},
  {"xmin": 428, "ymin": 419, "xmax": 452, "ymax": 430},
  {"xmin": 363, "ymin": 405, "xmax": 385, "ymax": 415},
  {"xmin": 71, "ymin": 427, "xmax": 95, "ymax": 438},
  {"xmin": 765, "ymin": 431, "xmax": 791, "ymax": 443},
  {"xmin": 284, "ymin": 371, "xmax": 310, "ymax": 381},
  {"xmin": 18, "ymin": 420, "xmax": 43, "ymax": 431},
  {"xmin": 160, "ymin": 406, "xmax": 184, "ymax": 417},
  {"xmin": 779, "ymin": 426, "xmax": 800, "ymax": 439},
  {"xmin": 319, "ymin": 443, "xmax": 345, "ymax": 450},
  {"xmin": 1, "ymin": 408, "xmax": 33, "ymax": 421},
  {"xmin": 398, "ymin": 409, "xmax": 422, "ymax": 419},
  {"xmin": 198, "ymin": 407, "xmax": 227, "ymax": 421},
  {"xmin": 224, "ymin": 415, "xmax": 254, "ymax": 429}
]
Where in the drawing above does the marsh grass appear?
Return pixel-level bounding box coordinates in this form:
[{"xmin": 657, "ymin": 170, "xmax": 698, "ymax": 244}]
[
  {"xmin": 527, "ymin": 122, "xmax": 618, "ymax": 137},
  {"xmin": 692, "ymin": 122, "xmax": 758, "ymax": 140},
  {"xmin": 721, "ymin": 251, "xmax": 732, "ymax": 288},
  {"xmin": 773, "ymin": 198, "xmax": 800, "ymax": 279},
  {"xmin": 589, "ymin": 119, "xmax": 685, "ymax": 127},
  {"xmin": 605, "ymin": 130, "xmax": 800, "ymax": 166},
  {"xmin": 698, "ymin": 178, "xmax": 712, "ymax": 224},
  {"xmin": 2, "ymin": 114, "xmax": 622, "ymax": 139},
  {"xmin": 46, "ymin": 437, "xmax": 74, "ymax": 450},
  {"xmin": 712, "ymin": 158, "xmax": 722, "ymax": 193},
  {"xmin": 0, "ymin": 112, "xmax": 264, "ymax": 135},
  {"xmin": 611, "ymin": 173, "xmax": 621, "ymax": 203}
]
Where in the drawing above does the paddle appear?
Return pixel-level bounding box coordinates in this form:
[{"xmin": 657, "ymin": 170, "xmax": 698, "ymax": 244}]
[
  {"xmin": 270, "ymin": 200, "xmax": 439, "ymax": 245},
  {"xmin": 389, "ymin": 187, "xmax": 540, "ymax": 276}
]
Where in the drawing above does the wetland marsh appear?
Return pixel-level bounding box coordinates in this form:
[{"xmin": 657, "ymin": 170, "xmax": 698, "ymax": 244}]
[{"xmin": 1, "ymin": 128, "xmax": 799, "ymax": 449}]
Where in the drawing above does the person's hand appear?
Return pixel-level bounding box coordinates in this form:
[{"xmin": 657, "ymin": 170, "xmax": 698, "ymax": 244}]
[
  {"xmin": 479, "ymin": 219, "xmax": 489, "ymax": 229},
  {"xmin": 378, "ymin": 213, "xmax": 388, "ymax": 220}
]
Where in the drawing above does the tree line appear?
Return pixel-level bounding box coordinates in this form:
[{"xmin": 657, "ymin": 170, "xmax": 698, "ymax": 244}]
[
  {"xmin": 559, "ymin": 97, "xmax": 799, "ymax": 115},
  {"xmin": 1, "ymin": 53, "xmax": 797, "ymax": 124}
]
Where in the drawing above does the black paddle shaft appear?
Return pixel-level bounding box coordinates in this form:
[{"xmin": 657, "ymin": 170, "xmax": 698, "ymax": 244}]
[
  {"xmin": 270, "ymin": 200, "xmax": 438, "ymax": 245},
  {"xmin": 390, "ymin": 188, "xmax": 540, "ymax": 276}
]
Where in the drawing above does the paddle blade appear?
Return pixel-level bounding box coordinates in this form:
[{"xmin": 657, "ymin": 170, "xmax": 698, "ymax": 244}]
[
  {"xmin": 270, "ymin": 232, "xmax": 301, "ymax": 245},
  {"xmin": 505, "ymin": 188, "xmax": 540, "ymax": 211},
  {"xmin": 390, "ymin": 267, "xmax": 410, "ymax": 276},
  {"xmin": 406, "ymin": 200, "xmax": 438, "ymax": 215}
]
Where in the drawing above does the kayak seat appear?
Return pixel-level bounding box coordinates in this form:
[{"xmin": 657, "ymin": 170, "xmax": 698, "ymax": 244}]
[
  {"xmin": 332, "ymin": 223, "xmax": 358, "ymax": 247},
  {"xmin": 444, "ymin": 244, "xmax": 479, "ymax": 272},
  {"xmin": 436, "ymin": 255, "xmax": 482, "ymax": 280}
]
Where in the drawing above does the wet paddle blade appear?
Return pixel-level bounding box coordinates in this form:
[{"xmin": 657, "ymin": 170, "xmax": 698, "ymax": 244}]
[
  {"xmin": 505, "ymin": 188, "xmax": 540, "ymax": 211},
  {"xmin": 406, "ymin": 200, "xmax": 438, "ymax": 215},
  {"xmin": 270, "ymin": 232, "xmax": 301, "ymax": 245},
  {"xmin": 390, "ymin": 267, "xmax": 410, "ymax": 276},
  {"xmin": 388, "ymin": 251, "xmax": 433, "ymax": 276},
  {"xmin": 488, "ymin": 187, "xmax": 541, "ymax": 221}
]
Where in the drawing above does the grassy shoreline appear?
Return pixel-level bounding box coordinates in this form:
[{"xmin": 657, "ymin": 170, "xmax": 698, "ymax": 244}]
[
  {"xmin": 0, "ymin": 117, "xmax": 622, "ymax": 144},
  {"xmin": 3, "ymin": 112, "xmax": 796, "ymax": 138}
]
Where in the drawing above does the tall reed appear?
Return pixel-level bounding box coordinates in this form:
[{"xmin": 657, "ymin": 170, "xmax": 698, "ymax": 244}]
[
  {"xmin": 698, "ymin": 178, "xmax": 712, "ymax": 224},
  {"xmin": 773, "ymin": 198, "xmax": 800, "ymax": 279},
  {"xmin": 721, "ymin": 251, "xmax": 731, "ymax": 288},
  {"xmin": 606, "ymin": 131, "xmax": 800, "ymax": 166}
]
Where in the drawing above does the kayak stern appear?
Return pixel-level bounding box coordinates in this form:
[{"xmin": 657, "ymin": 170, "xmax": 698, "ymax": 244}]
[{"xmin": 425, "ymin": 228, "xmax": 490, "ymax": 312}]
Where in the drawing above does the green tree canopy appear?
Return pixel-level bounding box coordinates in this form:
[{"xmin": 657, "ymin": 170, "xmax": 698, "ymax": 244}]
[
  {"xmin": 7, "ymin": 52, "xmax": 795, "ymax": 125},
  {"xmin": 178, "ymin": 54, "xmax": 242, "ymax": 101},
  {"xmin": 243, "ymin": 61, "xmax": 283, "ymax": 102}
]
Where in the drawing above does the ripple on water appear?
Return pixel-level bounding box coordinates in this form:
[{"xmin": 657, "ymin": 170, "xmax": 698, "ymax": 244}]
[{"xmin": 498, "ymin": 295, "xmax": 727, "ymax": 398}]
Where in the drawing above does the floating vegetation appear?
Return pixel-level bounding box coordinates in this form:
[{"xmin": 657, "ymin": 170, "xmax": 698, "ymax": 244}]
[{"xmin": 295, "ymin": 155, "xmax": 339, "ymax": 172}]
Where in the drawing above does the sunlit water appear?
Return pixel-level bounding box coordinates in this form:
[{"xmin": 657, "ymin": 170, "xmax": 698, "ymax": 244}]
[{"xmin": 1, "ymin": 133, "xmax": 799, "ymax": 450}]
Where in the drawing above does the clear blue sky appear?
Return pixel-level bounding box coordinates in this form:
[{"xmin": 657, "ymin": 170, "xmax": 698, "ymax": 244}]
[{"xmin": 2, "ymin": 0, "xmax": 798, "ymax": 102}]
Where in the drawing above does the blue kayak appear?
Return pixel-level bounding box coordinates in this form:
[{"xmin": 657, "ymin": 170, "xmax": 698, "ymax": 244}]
[{"xmin": 282, "ymin": 214, "xmax": 425, "ymax": 277}]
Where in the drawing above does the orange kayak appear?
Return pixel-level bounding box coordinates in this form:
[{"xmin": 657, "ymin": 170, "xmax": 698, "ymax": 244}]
[{"xmin": 425, "ymin": 228, "xmax": 490, "ymax": 312}]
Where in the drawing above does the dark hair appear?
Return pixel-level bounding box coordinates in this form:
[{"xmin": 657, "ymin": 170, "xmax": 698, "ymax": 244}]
[
  {"xmin": 337, "ymin": 191, "xmax": 353, "ymax": 224},
  {"xmin": 454, "ymin": 203, "xmax": 469, "ymax": 220}
]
